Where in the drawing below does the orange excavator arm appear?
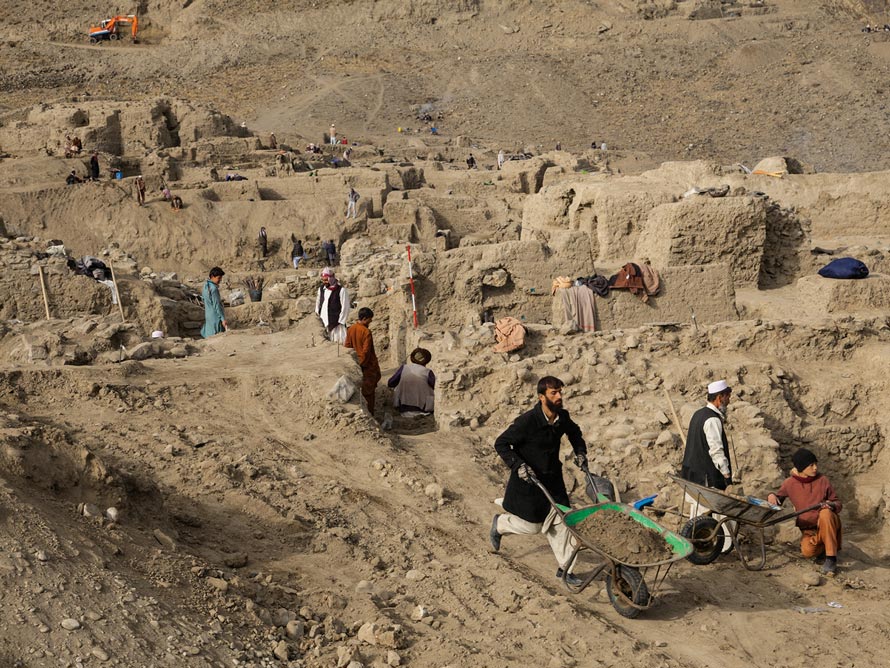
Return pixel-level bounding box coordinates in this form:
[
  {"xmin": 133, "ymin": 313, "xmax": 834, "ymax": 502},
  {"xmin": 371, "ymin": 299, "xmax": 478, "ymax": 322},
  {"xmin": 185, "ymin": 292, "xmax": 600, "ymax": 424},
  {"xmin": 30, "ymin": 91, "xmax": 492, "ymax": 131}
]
[{"xmin": 89, "ymin": 15, "xmax": 138, "ymax": 39}]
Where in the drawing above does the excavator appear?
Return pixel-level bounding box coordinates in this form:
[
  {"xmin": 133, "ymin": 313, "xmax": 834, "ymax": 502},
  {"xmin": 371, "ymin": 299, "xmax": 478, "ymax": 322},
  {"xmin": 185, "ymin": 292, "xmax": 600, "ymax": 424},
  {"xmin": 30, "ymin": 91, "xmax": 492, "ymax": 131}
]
[{"xmin": 88, "ymin": 15, "xmax": 138, "ymax": 44}]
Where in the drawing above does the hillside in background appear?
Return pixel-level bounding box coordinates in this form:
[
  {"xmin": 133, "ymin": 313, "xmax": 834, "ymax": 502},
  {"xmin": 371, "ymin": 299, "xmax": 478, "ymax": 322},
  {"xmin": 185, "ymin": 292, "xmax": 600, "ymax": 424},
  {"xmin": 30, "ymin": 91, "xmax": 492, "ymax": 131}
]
[{"xmin": 2, "ymin": 1, "xmax": 890, "ymax": 171}]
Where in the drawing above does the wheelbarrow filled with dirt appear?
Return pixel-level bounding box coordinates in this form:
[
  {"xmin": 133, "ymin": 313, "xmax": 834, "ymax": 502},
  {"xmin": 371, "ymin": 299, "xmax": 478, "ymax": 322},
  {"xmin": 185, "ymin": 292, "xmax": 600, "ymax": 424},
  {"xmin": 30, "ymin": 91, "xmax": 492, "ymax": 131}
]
[
  {"xmin": 532, "ymin": 469, "xmax": 693, "ymax": 618},
  {"xmin": 669, "ymin": 474, "xmax": 821, "ymax": 571}
]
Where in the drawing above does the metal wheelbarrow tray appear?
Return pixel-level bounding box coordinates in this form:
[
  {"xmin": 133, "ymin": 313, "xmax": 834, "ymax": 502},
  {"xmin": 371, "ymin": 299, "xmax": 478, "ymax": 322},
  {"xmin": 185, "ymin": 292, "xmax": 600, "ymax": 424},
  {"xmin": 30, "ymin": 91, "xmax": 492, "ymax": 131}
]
[
  {"xmin": 534, "ymin": 472, "xmax": 692, "ymax": 619},
  {"xmin": 669, "ymin": 474, "xmax": 821, "ymax": 571}
]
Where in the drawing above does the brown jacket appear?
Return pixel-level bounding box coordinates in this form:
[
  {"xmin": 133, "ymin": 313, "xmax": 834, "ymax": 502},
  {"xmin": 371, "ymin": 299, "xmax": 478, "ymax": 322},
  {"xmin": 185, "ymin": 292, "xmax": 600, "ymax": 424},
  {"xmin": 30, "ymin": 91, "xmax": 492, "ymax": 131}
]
[{"xmin": 610, "ymin": 263, "xmax": 648, "ymax": 302}]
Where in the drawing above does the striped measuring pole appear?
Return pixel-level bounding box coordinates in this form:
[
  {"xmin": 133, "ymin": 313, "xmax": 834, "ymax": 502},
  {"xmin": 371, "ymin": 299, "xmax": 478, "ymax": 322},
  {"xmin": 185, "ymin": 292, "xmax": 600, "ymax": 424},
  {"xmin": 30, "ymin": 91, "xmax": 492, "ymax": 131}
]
[{"xmin": 406, "ymin": 244, "xmax": 418, "ymax": 328}]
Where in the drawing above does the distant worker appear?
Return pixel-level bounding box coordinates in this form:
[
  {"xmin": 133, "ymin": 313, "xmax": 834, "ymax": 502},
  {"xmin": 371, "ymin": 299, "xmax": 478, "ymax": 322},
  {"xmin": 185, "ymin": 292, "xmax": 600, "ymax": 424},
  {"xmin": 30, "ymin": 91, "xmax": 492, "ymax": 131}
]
[
  {"xmin": 269, "ymin": 132, "xmax": 278, "ymax": 149},
  {"xmin": 171, "ymin": 195, "xmax": 183, "ymax": 211},
  {"xmin": 134, "ymin": 175, "xmax": 146, "ymax": 206},
  {"xmin": 258, "ymin": 227, "xmax": 268, "ymax": 257},
  {"xmin": 345, "ymin": 307, "xmax": 382, "ymax": 416},
  {"xmin": 320, "ymin": 240, "xmax": 331, "ymax": 265},
  {"xmin": 201, "ymin": 267, "xmax": 227, "ymax": 338},
  {"xmin": 555, "ymin": 141, "xmax": 562, "ymax": 151},
  {"xmin": 466, "ymin": 154, "xmax": 477, "ymax": 170},
  {"xmin": 324, "ymin": 239, "xmax": 338, "ymax": 266},
  {"xmin": 89, "ymin": 151, "xmax": 100, "ymax": 181},
  {"xmin": 346, "ymin": 187, "xmax": 360, "ymax": 219},
  {"xmin": 680, "ymin": 379, "xmax": 734, "ymax": 552},
  {"xmin": 275, "ymin": 151, "xmax": 291, "ymax": 177},
  {"xmin": 767, "ymin": 448, "xmax": 842, "ymax": 576},
  {"xmin": 291, "ymin": 238, "xmax": 305, "ymax": 269},
  {"xmin": 329, "ymin": 123, "xmax": 337, "ymax": 145},
  {"xmin": 489, "ymin": 376, "xmax": 589, "ymax": 587},
  {"xmin": 66, "ymin": 170, "xmax": 82, "ymax": 186},
  {"xmin": 497, "ymin": 150, "xmax": 505, "ymax": 170},
  {"xmin": 387, "ymin": 347, "xmax": 435, "ymax": 414},
  {"xmin": 343, "ymin": 147, "xmax": 353, "ymax": 162},
  {"xmin": 315, "ymin": 267, "xmax": 350, "ymax": 340}
]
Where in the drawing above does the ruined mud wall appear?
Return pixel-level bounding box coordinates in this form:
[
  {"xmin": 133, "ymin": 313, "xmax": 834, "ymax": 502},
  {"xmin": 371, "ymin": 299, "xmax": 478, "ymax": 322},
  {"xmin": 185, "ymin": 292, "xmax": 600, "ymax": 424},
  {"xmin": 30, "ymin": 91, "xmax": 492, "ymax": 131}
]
[
  {"xmin": 0, "ymin": 99, "xmax": 245, "ymax": 158},
  {"xmin": 635, "ymin": 196, "xmax": 768, "ymax": 288},
  {"xmin": 551, "ymin": 263, "xmax": 739, "ymax": 331},
  {"xmin": 0, "ymin": 249, "xmax": 112, "ymax": 322}
]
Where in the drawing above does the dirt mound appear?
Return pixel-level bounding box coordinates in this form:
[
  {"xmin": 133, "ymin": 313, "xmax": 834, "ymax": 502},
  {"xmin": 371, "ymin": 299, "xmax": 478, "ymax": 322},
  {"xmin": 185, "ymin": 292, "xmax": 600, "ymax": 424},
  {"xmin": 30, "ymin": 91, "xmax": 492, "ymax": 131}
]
[{"xmin": 573, "ymin": 509, "xmax": 676, "ymax": 565}]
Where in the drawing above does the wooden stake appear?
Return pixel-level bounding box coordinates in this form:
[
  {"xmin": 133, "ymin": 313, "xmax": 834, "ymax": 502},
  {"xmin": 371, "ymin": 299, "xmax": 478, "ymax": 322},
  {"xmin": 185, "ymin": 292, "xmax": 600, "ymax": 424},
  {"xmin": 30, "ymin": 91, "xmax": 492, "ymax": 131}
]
[
  {"xmin": 662, "ymin": 386, "xmax": 687, "ymax": 446},
  {"xmin": 108, "ymin": 260, "xmax": 126, "ymax": 323},
  {"xmin": 37, "ymin": 265, "xmax": 51, "ymax": 320}
]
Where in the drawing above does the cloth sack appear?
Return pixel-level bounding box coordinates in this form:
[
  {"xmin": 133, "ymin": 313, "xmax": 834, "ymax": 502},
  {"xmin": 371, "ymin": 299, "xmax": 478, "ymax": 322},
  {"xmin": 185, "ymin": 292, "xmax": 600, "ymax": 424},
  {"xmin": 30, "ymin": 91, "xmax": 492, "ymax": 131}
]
[
  {"xmin": 817, "ymin": 258, "xmax": 869, "ymax": 279},
  {"xmin": 550, "ymin": 275, "xmax": 573, "ymax": 295},
  {"xmin": 493, "ymin": 317, "xmax": 526, "ymax": 353}
]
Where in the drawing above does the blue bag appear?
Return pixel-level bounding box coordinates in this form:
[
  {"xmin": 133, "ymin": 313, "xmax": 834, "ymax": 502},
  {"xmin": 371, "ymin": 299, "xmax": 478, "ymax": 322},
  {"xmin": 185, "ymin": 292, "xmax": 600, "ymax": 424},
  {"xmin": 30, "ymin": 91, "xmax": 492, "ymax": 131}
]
[{"xmin": 817, "ymin": 257, "xmax": 869, "ymax": 279}]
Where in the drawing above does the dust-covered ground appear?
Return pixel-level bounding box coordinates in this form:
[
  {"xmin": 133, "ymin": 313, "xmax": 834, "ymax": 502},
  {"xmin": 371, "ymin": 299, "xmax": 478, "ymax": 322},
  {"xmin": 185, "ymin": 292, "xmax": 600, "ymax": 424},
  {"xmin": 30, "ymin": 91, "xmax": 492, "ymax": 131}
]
[{"xmin": 2, "ymin": 1, "xmax": 890, "ymax": 668}]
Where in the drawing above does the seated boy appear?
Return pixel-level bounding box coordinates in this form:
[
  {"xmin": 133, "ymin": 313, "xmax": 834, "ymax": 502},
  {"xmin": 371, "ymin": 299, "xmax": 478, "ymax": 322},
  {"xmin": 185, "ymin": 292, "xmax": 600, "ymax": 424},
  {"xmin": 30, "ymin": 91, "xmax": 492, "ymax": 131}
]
[{"xmin": 767, "ymin": 448, "xmax": 842, "ymax": 576}]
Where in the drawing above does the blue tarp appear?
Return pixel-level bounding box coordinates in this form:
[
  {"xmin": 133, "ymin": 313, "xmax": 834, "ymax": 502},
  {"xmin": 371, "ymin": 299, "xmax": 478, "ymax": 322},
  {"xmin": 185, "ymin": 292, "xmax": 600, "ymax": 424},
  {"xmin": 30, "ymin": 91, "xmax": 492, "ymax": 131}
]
[{"xmin": 818, "ymin": 257, "xmax": 869, "ymax": 279}]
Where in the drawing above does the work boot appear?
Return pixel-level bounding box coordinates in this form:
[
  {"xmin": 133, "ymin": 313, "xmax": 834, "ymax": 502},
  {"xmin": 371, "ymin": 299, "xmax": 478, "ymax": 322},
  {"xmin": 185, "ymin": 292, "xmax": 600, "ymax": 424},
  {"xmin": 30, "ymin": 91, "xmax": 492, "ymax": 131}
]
[
  {"xmin": 489, "ymin": 514, "xmax": 502, "ymax": 553},
  {"xmin": 556, "ymin": 568, "xmax": 583, "ymax": 587},
  {"xmin": 821, "ymin": 558, "xmax": 837, "ymax": 577}
]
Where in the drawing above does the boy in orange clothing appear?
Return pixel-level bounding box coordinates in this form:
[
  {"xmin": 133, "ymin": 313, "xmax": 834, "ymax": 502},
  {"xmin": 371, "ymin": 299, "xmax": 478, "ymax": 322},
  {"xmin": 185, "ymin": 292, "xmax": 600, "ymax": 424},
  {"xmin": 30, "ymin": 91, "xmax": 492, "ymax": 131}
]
[
  {"xmin": 345, "ymin": 307, "xmax": 381, "ymax": 416},
  {"xmin": 767, "ymin": 448, "xmax": 842, "ymax": 576}
]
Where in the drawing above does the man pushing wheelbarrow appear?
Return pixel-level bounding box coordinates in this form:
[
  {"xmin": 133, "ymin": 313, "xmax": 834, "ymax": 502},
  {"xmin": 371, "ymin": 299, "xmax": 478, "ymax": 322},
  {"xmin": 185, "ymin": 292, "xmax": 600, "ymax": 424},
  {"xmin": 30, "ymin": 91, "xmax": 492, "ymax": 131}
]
[
  {"xmin": 488, "ymin": 376, "xmax": 589, "ymax": 587},
  {"xmin": 488, "ymin": 376, "xmax": 693, "ymax": 618}
]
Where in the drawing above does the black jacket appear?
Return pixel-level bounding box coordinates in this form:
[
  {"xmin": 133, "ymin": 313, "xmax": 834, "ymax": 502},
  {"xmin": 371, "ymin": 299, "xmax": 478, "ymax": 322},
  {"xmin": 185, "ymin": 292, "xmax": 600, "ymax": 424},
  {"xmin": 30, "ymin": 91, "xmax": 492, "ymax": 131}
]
[
  {"xmin": 681, "ymin": 405, "xmax": 731, "ymax": 490},
  {"xmin": 494, "ymin": 404, "xmax": 587, "ymax": 523}
]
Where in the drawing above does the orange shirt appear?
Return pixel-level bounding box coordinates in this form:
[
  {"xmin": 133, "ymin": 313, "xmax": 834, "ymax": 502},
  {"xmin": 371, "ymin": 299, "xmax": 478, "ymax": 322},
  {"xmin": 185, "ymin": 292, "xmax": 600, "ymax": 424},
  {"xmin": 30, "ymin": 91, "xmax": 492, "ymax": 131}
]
[{"xmin": 345, "ymin": 322, "xmax": 380, "ymax": 376}]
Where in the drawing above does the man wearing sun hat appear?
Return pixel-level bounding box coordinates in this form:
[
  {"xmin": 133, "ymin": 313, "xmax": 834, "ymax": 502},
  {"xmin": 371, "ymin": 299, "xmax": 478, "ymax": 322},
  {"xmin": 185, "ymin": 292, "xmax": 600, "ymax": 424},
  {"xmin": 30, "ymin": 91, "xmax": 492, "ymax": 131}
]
[
  {"xmin": 681, "ymin": 379, "xmax": 734, "ymax": 551},
  {"xmin": 387, "ymin": 347, "xmax": 436, "ymax": 414}
]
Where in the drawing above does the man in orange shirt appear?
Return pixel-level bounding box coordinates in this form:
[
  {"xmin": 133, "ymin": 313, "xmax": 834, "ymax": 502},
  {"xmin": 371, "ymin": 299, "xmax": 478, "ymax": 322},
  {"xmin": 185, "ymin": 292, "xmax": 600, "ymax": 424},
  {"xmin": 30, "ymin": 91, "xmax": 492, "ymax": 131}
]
[
  {"xmin": 767, "ymin": 448, "xmax": 842, "ymax": 576},
  {"xmin": 345, "ymin": 307, "xmax": 381, "ymax": 416}
]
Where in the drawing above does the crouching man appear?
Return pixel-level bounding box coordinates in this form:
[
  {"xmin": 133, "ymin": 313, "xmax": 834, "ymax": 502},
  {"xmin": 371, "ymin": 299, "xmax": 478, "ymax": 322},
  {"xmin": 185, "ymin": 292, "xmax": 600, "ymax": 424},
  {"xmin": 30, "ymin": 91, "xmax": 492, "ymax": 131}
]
[{"xmin": 767, "ymin": 447, "xmax": 842, "ymax": 576}]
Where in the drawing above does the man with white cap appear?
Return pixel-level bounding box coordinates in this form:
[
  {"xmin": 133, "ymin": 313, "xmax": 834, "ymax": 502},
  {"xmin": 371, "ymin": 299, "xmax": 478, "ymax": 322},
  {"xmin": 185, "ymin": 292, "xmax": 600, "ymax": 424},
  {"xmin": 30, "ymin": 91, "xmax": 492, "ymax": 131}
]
[
  {"xmin": 681, "ymin": 379, "xmax": 734, "ymax": 552},
  {"xmin": 681, "ymin": 380, "xmax": 733, "ymax": 490},
  {"xmin": 315, "ymin": 267, "xmax": 350, "ymax": 342},
  {"xmin": 134, "ymin": 175, "xmax": 146, "ymax": 206}
]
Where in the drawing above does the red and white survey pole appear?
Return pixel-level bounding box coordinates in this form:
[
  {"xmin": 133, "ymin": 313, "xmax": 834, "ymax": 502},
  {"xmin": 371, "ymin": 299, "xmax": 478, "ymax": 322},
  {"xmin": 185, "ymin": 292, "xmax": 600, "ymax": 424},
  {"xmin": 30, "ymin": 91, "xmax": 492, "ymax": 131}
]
[{"xmin": 406, "ymin": 244, "xmax": 418, "ymax": 329}]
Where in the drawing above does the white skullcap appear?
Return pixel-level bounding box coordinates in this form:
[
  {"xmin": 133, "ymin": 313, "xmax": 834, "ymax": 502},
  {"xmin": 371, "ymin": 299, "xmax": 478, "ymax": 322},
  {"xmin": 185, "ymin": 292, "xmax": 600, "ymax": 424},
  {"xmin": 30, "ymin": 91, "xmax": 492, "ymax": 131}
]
[
  {"xmin": 151, "ymin": 330, "xmax": 164, "ymax": 339},
  {"xmin": 707, "ymin": 380, "xmax": 730, "ymax": 394}
]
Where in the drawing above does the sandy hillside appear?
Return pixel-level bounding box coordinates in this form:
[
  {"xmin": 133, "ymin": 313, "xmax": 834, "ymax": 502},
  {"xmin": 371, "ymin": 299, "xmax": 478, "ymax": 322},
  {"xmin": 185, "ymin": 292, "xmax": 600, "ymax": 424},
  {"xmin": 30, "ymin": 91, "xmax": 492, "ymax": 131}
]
[
  {"xmin": 1, "ymin": 1, "xmax": 890, "ymax": 171},
  {"xmin": 2, "ymin": 1, "xmax": 890, "ymax": 668}
]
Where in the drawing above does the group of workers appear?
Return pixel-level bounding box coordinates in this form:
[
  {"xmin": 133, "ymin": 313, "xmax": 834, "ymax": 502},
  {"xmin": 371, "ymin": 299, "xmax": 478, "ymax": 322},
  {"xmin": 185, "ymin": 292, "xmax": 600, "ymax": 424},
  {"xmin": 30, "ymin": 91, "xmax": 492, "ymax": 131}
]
[
  {"xmin": 489, "ymin": 377, "xmax": 843, "ymax": 587},
  {"xmin": 198, "ymin": 254, "xmax": 843, "ymax": 585},
  {"xmin": 314, "ymin": 267, "xmax": 434, "ymax": 416},
  {"xmin": 201, "ymin": 264, "xmax": 434, "ymax": 418}
]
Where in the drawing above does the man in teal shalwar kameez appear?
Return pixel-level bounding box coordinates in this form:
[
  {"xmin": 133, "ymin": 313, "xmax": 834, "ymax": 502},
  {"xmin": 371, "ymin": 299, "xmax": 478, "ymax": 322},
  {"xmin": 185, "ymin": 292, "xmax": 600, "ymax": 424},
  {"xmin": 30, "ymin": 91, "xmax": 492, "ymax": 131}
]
[{"xmin": 201, "ymin": 267, "xmax": 227, "ymax": 338}]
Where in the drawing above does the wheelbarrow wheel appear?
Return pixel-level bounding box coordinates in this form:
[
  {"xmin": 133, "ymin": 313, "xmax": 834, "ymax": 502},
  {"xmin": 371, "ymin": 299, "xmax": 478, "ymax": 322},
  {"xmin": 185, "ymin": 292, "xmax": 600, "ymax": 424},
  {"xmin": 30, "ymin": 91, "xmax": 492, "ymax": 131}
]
[
  {"xmin": 680, "ymin": 515, "xmax": 723, "ymax": 565},
  {"xmin": 606, "ymin": 565, "xmax": 649, "ymax": 619}
]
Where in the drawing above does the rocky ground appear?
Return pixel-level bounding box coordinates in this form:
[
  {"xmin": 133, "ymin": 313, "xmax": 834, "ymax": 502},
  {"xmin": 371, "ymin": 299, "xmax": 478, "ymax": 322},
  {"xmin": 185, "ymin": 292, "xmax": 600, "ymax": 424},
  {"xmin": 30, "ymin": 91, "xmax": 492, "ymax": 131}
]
[{"xmin": 2, "ymin": 1, "xmax": 890, "ymax": 668}]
